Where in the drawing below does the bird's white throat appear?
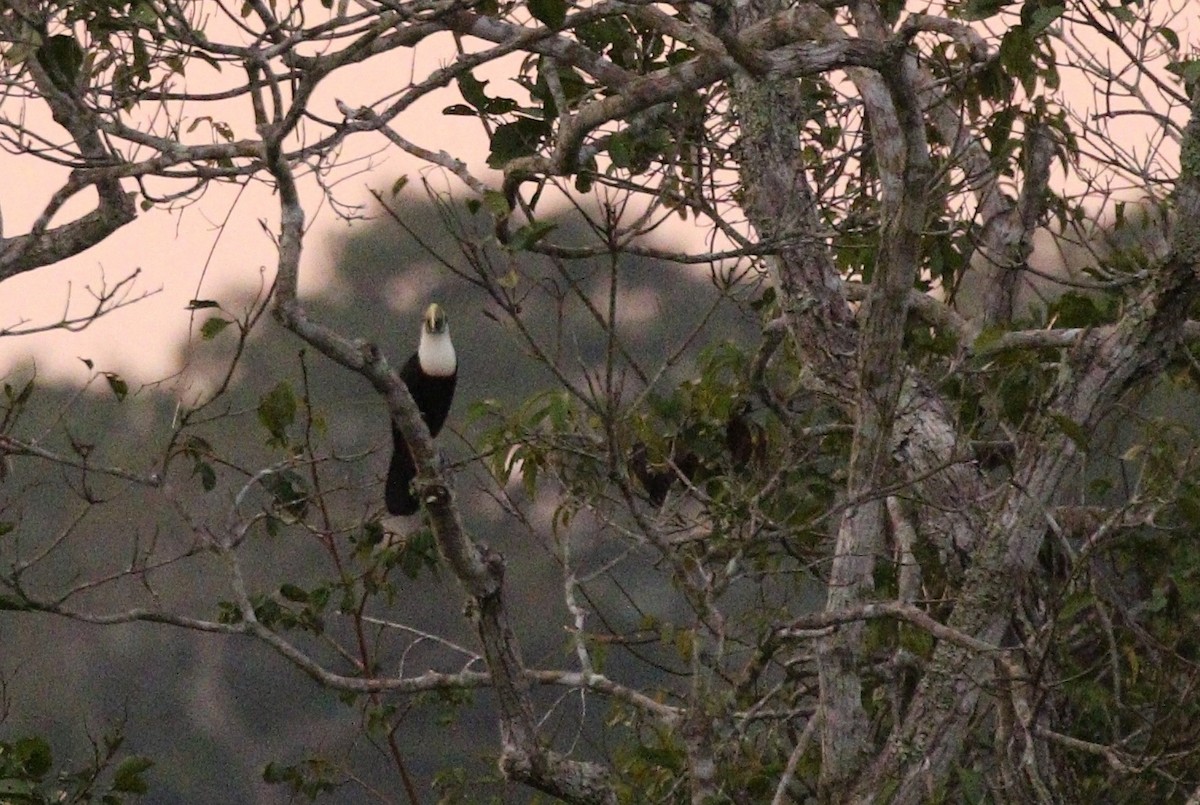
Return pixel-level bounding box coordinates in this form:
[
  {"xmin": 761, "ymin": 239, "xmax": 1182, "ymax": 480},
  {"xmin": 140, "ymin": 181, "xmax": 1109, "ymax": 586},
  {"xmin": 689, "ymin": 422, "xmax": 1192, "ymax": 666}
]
[{"xmin": 419, "ymin": 330, "xmax": 457, "ymax": 377}]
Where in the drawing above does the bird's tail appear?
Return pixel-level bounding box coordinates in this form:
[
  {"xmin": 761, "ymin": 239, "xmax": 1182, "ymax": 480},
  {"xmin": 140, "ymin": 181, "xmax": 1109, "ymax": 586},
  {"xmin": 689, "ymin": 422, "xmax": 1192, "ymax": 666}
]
[{"xmin": 385, "ymin": 425, "xmax": 419, "ymax": 515}]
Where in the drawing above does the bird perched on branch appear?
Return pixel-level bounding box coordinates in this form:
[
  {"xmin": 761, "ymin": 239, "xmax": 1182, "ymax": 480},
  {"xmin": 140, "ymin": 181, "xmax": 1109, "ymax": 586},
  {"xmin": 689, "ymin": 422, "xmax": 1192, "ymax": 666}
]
[{"xmin": 385, "ymin": 303, "xmax": 457, "ymax": 515}]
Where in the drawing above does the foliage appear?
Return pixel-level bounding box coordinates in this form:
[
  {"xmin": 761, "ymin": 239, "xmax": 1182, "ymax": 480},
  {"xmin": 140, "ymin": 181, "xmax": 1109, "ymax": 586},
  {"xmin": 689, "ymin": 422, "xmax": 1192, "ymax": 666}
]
[
  {"xmin": 2, "ymin": 0, "xmax": 1200, "ymax": 802},
  {"xmin": 0, "ymin": 730, "xmax": 152, "ymax": 804}
]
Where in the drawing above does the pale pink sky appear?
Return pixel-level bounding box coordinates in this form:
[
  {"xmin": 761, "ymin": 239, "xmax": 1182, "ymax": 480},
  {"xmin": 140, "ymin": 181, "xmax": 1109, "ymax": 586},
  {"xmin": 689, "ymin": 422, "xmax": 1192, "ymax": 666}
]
[
  {"xmin": 0, "ymin": 8, "xmax": 1189, "ymax": 390},
  {"xmin": 0, "ymin": 27, "xmax": 501, "ymax": 386}
]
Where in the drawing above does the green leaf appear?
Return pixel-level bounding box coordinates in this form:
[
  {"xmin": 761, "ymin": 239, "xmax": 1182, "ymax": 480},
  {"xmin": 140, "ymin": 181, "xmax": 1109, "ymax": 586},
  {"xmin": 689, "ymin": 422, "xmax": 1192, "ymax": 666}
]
[
  {"xmin": 1177, "ymin": 489, "xmax": 1200, "ymax": 527},
  {"xmin": 608, "ymin": 130, "xmax": 635, "ymax": 169},
  {"xmin": 486, "ymin": 118, "xmax": 549, "ymax": 168},
  {"xmin": 261, "ymin": 758, "xmax": 338, "ymax": 797},
  {"xmin": 212, "ymin": 120, "xmax": 234, "ymax": 142},
  {"xmin": 1107, "ymin": 4, "xmax": 1135, "ymax": 25},
  {"xmin": 257, "ymin": 382, "xmax": 297, "ymax": 447},
  {"xmin": 575, "ymin": 163, "xmax": 595, "ymax": 193},
  {"xmin": 351, "ymin": 521, "xmax": 386, "ymax": 551},
  {"xmin": 187, "ymin": 299, "xmax": 221, "ymax": 310},
  {"xmin": 132, "ymin": 0, "xmax": 160, "ymax": 26},
  {"xmin": 481, "ymin": 189, "xmax": 510, "ymax": 217},
  {"xmin": 195, "ymin": 461, "xmax": 217, "ymax": 492},
  {"xmin": 442, "ymin": 104, "xmax": 477, "ymax": 117},
  {"xmin": 1026, "ymin": 4, "xmax": 1064, "ymax": 36},
  {"xmin": 959, "ymin": 0, "xmax": 1011, "ymax": 21},
  {"xmin": 508, "ymin": 220, "xmax": 557, "ymax": 251},
  {"xmin": 999, "ymin": 27, "xmax": 1037, "ymax": 97},
  {"xmin": 529, "ymin": 0, "xmax": 567, "ymax": 28},
  {"xmin": 521, "ymin": 453, "xmax": 539, "ymax": 497},
  {"xmin": 1157, "ymin": 26, "xmax": 1180, "ymax": 51},
  {"xmin": 261, "ymin": 469, "xmax": 309, "ymax": 520},
  {"xmin": 14, "ymin": 737, "xmax": 53, "ymax": 779},
  {"xmin": 111, "ymin": 756, "xmax": 154, "ymax": 794},
  {"xmin": 535, "ymin": 59, "xmax": 590, "ymax": 115},
  {"xmin": 36, "ymin": 35, "xmax": 84, "ymax": 92},
  {"xmin": 262, "ymin": 761, "xmax": 291, "ymax": 784},
  {"xmin": 280, "ymin": 583, "xmax": 309, "ymax": 603},
  {"xmin": 1167, "ymin": 59, "xmax": 1200, "ymax": 88},
  {"xmin": 457, "ymin": 73, "xmax": 490, "ymax": 112},
  {"xmin": 1049, "ymin": 412, "xmax": 1090, "ymax": 452},
  {"xmin": 5, "ymin": 376, "xmax": 34, "ymax": 406},
  {"xmin": 0, "ymin": 594, "xmax": 30, "ymax": 611},
  {"xmin": 486, "ymin": 96, "xmax": 518, "ymax": 115},
  {"xmin": 397, "ymin": 528, "xmax": 440, "ymax": 579},
  {"xmin": 200, "ymin": 317, "xmax": 232, "ymax": 340},
  {"xmin": 971, "ymin": 326, "xmax": 1006, "ymax": 353},
  {"xmin": 104, "ymin": 372, "xmax": 129, "ymax": 401},
  {"xmin": 1047, "ymin": 292, "xmax": 1115, "ymax": 327},
  {"xmin": 252, "ymin": 595, "xmax": 283, "ymax": 625}
]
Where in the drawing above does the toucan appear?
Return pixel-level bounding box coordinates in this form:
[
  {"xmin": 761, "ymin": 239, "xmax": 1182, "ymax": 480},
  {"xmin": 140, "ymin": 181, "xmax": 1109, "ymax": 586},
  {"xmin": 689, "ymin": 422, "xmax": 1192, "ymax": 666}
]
[{"xmin": 385, "ymin": 303, "xmax": 457, "ymax": 515}]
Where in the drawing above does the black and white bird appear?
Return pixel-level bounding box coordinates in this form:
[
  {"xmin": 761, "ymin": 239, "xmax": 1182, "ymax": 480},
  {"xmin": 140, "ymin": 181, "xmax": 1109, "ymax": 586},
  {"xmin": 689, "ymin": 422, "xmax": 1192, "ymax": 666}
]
[{"xmin": 385, "ymin": 303, "xmax": 458, "ymax": 515}]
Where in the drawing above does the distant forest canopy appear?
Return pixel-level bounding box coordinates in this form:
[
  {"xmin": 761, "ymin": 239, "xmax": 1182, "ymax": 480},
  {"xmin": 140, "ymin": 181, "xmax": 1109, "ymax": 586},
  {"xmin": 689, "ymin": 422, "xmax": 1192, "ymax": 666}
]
[
  {"xmin": 0, "ymin": 195, "xmax": 757, "ymax": 802},
  {"xmin": 2, "ymin": 0, "xmax": 1200, "ymax": 803}
]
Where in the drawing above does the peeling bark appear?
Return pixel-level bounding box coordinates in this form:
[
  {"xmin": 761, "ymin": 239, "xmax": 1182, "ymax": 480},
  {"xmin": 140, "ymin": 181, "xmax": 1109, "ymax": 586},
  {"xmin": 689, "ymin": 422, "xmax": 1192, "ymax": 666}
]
[{"xmin": 857, "ymin": 88, "xmax": 1200, "ymax": 804}]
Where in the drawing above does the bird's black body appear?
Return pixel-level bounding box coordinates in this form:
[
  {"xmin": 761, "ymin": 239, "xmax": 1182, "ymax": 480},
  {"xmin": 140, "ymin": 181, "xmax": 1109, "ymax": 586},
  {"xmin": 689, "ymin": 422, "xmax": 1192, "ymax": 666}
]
[{"xmin": 385, "ymin": 305, "xmax": 457, "ymax": 516}]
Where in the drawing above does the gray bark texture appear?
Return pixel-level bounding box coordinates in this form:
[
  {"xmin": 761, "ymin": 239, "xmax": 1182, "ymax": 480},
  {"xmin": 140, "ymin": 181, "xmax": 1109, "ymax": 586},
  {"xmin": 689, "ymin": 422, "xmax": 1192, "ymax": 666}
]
[
  {"xmin": 4, "ymin": 0, "xmax": 1198, "ymax": 801},
  {"xmin": 722, "ymin": 7, "xmax": 1200, "ymax": 801}
]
